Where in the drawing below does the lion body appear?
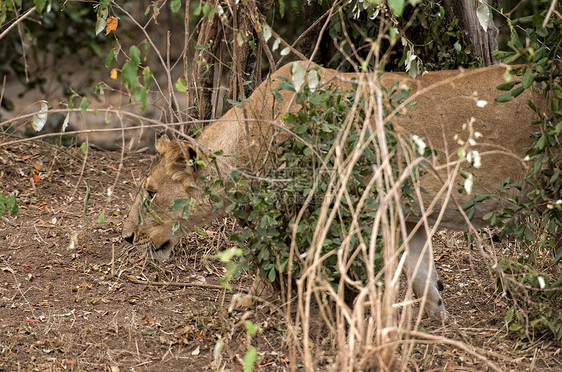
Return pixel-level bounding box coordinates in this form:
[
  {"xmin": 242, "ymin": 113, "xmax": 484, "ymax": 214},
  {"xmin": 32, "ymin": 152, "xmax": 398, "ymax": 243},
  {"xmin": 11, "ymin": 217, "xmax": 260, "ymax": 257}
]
[{"xmin": 123, "ymin": 62, "xmax": 545, "ymax": 317}]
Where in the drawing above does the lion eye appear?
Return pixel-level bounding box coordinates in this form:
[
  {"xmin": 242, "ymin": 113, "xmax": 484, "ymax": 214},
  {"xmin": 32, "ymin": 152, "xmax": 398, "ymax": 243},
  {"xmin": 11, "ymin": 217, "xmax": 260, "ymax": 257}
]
[{"xmin": 146, "ymin": 189, "xmax": 156, "ymax": 199}]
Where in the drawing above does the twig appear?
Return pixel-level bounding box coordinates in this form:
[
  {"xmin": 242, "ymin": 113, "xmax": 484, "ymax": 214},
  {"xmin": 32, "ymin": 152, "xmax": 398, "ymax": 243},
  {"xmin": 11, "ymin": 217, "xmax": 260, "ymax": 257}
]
[
  {"xmin": 0, "ymin": 6, "xmax": 36, "ymax": 41},
  {"xmin": 2, "ymin": 259, "xmax": 37, "ymax": 320},
  {"xmin": 542, "ymin": 0, "xmax": 558, "ymax": 28},
  {"xmin": 110, "ymin": 2, "xmax": 181, "ymax": 120},
  {"xmin": 270, "ymin": 27, "xmax": 309, "ymax": 66},
  {"xmin": 126, "ymin": 276, "xmax": 248, "ymax": 293},
  {"xmin": 0, "ymin": 75, "xmax": 6, "ymax": 108}
]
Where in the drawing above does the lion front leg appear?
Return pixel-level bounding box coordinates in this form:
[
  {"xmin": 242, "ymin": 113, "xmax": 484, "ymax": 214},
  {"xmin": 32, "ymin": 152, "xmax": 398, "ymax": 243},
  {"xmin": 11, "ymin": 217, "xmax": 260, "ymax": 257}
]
[{"xmin": 405, "ymin": 222, "xmax": 448, "ymax": 319}]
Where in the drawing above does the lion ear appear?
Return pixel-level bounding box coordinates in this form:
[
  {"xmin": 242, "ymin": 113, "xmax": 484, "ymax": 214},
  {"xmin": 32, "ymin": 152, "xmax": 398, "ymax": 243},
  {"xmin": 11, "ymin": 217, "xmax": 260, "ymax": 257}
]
[
  {"xmin": 186, "ymin": 145, "xmax": 198, "ymax": 165},
  {"xmin": 156, "ymin": 136, "xmax": 170, "ymax": 154},
  {"xmin": 183, "ymin": 144, "xmax": 208, "ymax": 175}
]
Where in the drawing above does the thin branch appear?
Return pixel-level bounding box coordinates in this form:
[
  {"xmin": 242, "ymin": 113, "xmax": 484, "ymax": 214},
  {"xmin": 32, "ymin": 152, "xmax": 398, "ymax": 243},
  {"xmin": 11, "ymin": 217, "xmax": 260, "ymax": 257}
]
[
  {"xmin": 542, "ymin": 0, "xmax": 558, "ymax": 27},
  {"xmin": 127, "ymin": 276, "xmax": 248, "ymax": 292},
  {"xmin": 0, "ymin": 5, "xmax": 36, "ymax": 41}
]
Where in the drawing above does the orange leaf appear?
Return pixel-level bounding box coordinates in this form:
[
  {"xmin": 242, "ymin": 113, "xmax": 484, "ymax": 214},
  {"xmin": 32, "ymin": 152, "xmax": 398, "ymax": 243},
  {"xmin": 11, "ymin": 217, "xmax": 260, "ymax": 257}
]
[
  {"xmin": 24, "ymin": 265, "xmax": 32, "ymax": 270},
  {"xmin": 21, "ymin": 155, "xmax": 31, "ymax": 161},
  {"xmin": 105, "ymin": 16, "xmax": 119, "ymax": 35},
  {"xmin": 32, "ymin": 173, "xmax": 40, "ymax": 183},
  {"xmin": 107, "ymin": 165, "xmax": 118, "ymax": 171},
  {"xmin": 33, "ymin": 163, "xmax": 42, "ymax": 171},
  {"xmin": 110, "ymin": 68, "xmax": 118, "ymax": 80},
  {"xmin": 153, "ymin": 8, "xmax": 160, "ymax": 24}
]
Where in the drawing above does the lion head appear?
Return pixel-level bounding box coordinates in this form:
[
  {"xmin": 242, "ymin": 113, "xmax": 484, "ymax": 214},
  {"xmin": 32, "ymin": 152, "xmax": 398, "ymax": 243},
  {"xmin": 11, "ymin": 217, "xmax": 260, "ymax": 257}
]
[{"xmin": 122, "ymin": 136, "xmax": 219, "ymax": 261}]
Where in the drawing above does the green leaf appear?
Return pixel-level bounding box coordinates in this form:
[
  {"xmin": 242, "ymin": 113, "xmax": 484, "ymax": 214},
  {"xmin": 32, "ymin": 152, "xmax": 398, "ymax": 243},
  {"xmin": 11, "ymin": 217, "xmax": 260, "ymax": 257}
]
[
  {"xmin": 134, "ymin": 87, "xmax": 148, "ymax": 111},
  {"xmin": 510, "ymin": 86, "xmax": 525, "ymax": 98},
  {"xmin": 202, "ymin": 3, "xmax": 210, "ymax": 17},
  {"xmin": 80, "ymin": 142, "xmax": 88, "ymax": 154},
  {"xmin": 122, "ymin": 61, "xmax": 139, "ymax": 90},
  {"xmin": 34, "ymin": 0, "xmax": 47, "ymax": 14},
  {"xmin": 168, "ymin": 198, "xmax": 189, "ymax": 211},
  {"xmin": 170, "ymin": 0, "xmax": 181, "ymax": 13},
  {"xmin": 244, "ymin": 320, "xmax": 257, "ymax": 335},
  {"xmin": 7, "ymin": 195, "xmax": 17, "ymax": 215},
  {"xmin": 495, "ymin": 92, "xmax": 513, "ymax": 103},
  {"xmin": 80, "ymin": 97, "xmax": 89, "ymax": 112},
  {"xmin": 216, "ymin": 248, "xmax": 242, "ymax": 263},
  {"xmin": 496, "ymin": 81, "xmax": 518, "ymax": 91},
  {"xmin": 537, "ymin": 134, "xmax": 547, "ymax": 150},
  {"xmin": 98, "ymin": 213, "xmax": 105, "ymax": 225},
  {"xmin": 482, "ymin": 212, "xmax": 493, "ymax": 221},
  {"xmin": 492, "ymin": 50, "xmax": 513, "ymax": 60},
  {"xmin": 143, "ymin": 67, "xmax": 153, "ymax": 87},
  {"xmin": 521, "ymin": 70, "xmax": 534, "ymax": 89},
  {"xmin": 130, "ymin": 45, "xmax": 141, "ymax": 66},
  {"xmin": 194, "ymin": 225, "xmax": 207, "ymax": 236},
  {"xmin": 268, "ymin": 267, "xmax": 276, "ymax": 282},
  {"xmin": 388, "ymin": 0, "xmax": 405, "ymax": 16},
  {"xmin": 176, "ymin": 78, "xmax": 187, "ymax": 92},
  {"xmin": 505, "ymin": 306, "xmax": 515, "ymax": 324},
  {"xmin": 243, "ymin": 347, "xmax": 257, "ymax": 372},
  {"xmin": 105, "ymin": 48, "xmax": 115, "ymax": 68}
]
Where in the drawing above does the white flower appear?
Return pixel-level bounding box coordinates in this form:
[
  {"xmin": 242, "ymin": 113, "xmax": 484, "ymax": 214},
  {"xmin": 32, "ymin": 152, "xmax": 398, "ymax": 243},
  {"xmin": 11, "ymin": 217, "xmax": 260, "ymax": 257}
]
[
  {"xmin": 538, "ymin": 276, "xmax": 545, "ymax": 289},
  {"xmin": 464, "ymin": 173, "xmax": 474, "ymax": 195},
  {"xmin": 412, "ymin": 135, "xmax": 426, "ymax": 155},
  {"xmin": 471, "ymin": 150, "xmax": 481, "ymax": 168},
  {"xmin": 476, "ymin": 100, "xmax": 488, "ymax": 108}
]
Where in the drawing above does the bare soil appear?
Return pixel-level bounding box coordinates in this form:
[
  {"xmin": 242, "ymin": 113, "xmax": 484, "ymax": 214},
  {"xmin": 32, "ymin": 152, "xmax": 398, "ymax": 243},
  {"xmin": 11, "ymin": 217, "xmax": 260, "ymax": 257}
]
[{"xmin": 0, "ymin": 137, "xmax": 560, "ymax": 371}]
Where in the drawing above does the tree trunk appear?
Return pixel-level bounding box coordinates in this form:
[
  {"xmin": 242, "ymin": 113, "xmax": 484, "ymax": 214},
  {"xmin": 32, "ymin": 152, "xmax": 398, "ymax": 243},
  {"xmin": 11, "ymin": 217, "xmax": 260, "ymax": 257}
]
[
  {"xmin": 443, "ymin": 0, "xmax": 498, "ymax": 66},
  {"xmin": 186, "ymin": 0, "xmax": 274, "ymax": 126}
]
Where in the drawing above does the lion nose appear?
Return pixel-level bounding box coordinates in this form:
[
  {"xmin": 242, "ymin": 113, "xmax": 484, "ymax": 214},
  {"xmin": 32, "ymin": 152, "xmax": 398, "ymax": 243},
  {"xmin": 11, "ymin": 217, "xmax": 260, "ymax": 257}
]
[{"xmin": 123, "ymin": 233, "xmax": 134, "ymax": 245}]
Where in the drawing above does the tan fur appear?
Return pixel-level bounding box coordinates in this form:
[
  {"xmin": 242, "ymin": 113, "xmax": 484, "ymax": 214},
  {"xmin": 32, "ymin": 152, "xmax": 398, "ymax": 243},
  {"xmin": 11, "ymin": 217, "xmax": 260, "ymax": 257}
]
[{"xmin": 122, "ymin": 62, "xmax": 547, "ymax": 316}]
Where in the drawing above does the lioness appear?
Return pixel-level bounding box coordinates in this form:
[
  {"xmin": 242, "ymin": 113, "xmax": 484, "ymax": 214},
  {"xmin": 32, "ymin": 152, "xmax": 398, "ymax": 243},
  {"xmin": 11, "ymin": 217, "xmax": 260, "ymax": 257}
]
[{"xmin": 123, "ymin": 62, "xmax": 545, "ymax": 317}]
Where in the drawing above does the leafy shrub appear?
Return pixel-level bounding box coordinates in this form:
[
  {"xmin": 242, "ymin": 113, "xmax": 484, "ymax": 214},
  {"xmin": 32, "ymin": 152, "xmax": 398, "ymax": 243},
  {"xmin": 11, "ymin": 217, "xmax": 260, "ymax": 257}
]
[
  {"xmin": 222, "ymin": 72, "xmax": 426, "ymax": 291},
  {"xmin": 498, "ymin": 255, "xmax": 562, "ymax": 341},
  {"xmin": 320, "ymin": 0, "xmax": 480, "ymax": 73},
  {"xmin": 0, "ymin": 1, "xmax": 106, "ymax": 90},
  {"xmin": 484, "ymin": 0, "xmax": 562, "ymax": 341}
]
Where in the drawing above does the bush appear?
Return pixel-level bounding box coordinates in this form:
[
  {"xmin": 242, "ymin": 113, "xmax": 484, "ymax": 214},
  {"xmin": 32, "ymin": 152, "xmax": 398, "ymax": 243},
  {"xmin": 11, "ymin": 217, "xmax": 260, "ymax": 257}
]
[
  {"xmin": 485, "ymin": 0, "xmax": 562, "ymax": 341},
  {"xmin": 222, "ymin": 72, "xmax": 427, "ymax": 293}
]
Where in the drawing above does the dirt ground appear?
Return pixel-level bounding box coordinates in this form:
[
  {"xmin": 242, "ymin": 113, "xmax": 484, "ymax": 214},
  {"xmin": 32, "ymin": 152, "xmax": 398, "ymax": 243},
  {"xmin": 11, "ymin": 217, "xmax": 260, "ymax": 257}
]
[{"xmin": 0, "ymin": 136, "xmax": 561, "ymax": 371}]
